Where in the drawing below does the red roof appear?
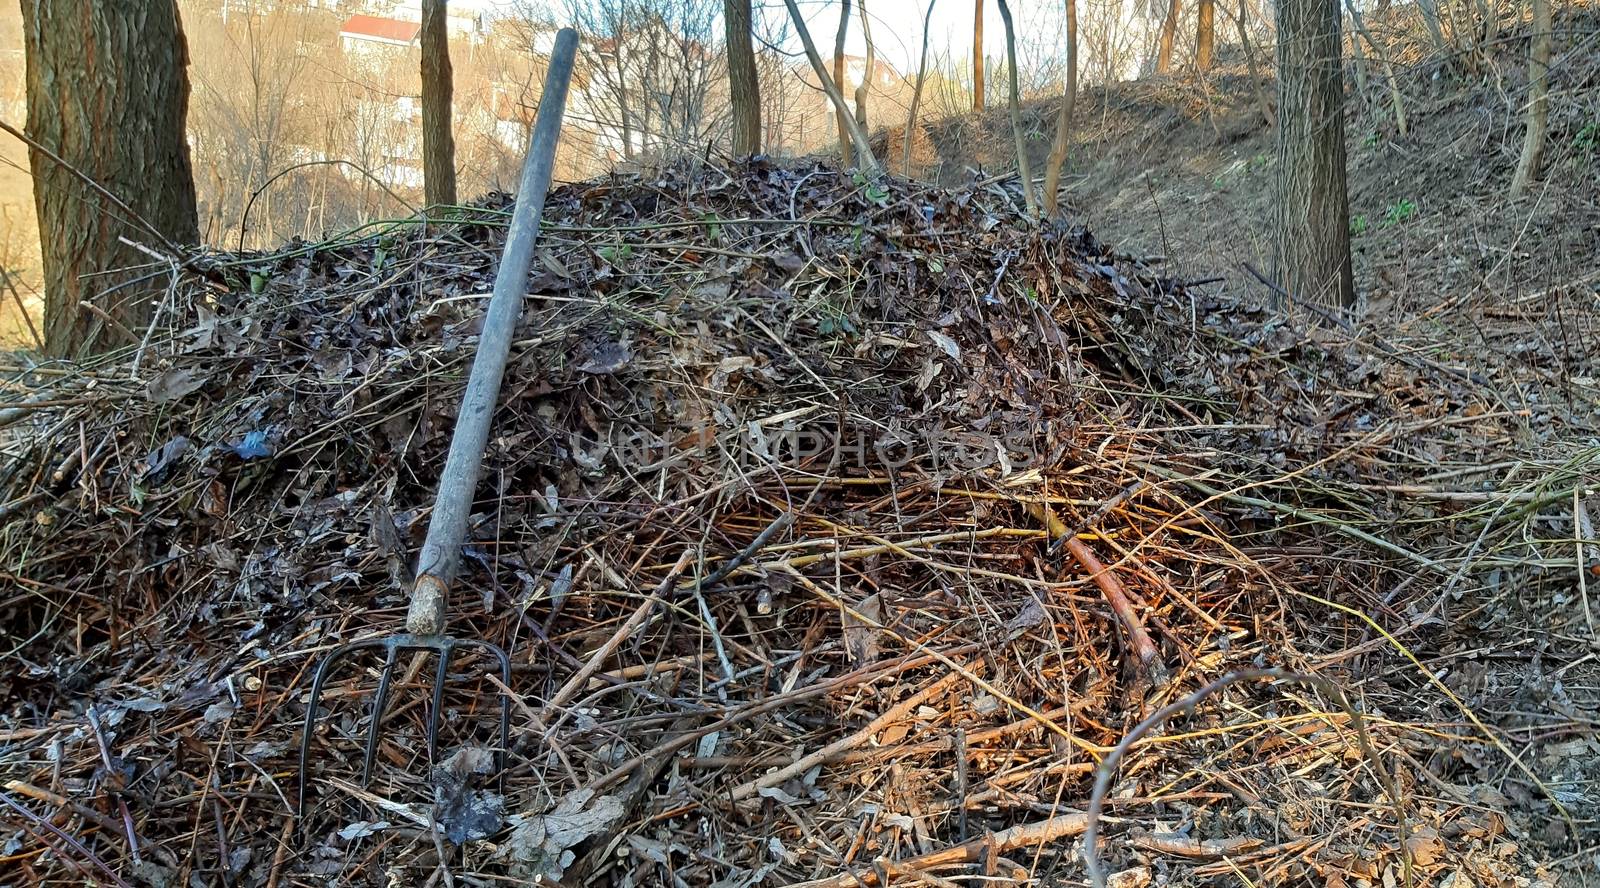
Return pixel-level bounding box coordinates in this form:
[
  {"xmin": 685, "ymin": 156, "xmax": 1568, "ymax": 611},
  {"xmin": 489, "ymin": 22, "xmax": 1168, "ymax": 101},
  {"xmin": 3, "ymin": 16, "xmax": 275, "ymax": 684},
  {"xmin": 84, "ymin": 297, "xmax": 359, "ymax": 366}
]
[{"xmin": 339, "ymin": 15, "xmax": 421, "ymax": 44}]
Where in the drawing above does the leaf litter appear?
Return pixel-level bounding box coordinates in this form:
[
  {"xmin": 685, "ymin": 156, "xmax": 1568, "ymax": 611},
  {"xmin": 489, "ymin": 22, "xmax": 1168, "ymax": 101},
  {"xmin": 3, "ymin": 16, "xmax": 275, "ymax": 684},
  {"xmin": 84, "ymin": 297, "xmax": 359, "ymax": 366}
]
[{"xmin": 0, "ymin": 158, "xmax": 1589, "ymax": 886}]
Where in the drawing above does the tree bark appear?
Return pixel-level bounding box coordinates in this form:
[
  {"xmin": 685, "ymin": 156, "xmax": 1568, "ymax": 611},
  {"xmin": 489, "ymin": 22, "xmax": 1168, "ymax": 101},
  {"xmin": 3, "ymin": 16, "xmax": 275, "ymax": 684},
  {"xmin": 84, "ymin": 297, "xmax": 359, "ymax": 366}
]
[
  {"xmin": 833, "ymin": 0, "xmax": 853, "ymax": 166},
  {"xmin": 1196, "ymin": 0, "xmax": 1215, "ymax": 71},
  {"xmin": 782, "ymin": 0, "xmax": 878, "ymax": 170},
  {"xmin": 421, "ymin": 0, "xmax": 457, "ymax": 208},
  {"xmin": 973, "ymin": 0, "xmax": 985, "ymax": 111},
  {"xmin": 1042, "ymin": 0, "xmax": 1078, "ymax": 216},
  {"xmin": 1157, "ymin": 0, "xmax": 1182, "ymax": 74},
  {"xmin": 724, "ymin": 0, "xmax": 762, "ymax": 156},
  {"xmin": 853, "ymin": 0, "xmax": 873, "ymax": 132},
  {"xmin": 994, "ymin": 0, "xmax": 1037, "ymax": 219},
  {"xmin": 1510, "ymin": 0, "xmax": 1551, "ymax": 196},
  {"xmin": 1274, "ymin": 0, "xmax": 1355, "ymax": 310},
  {"xmin": 903, "ymin": 0, "xmax": 939, "ymax": 176},
  {"xmin": 21, "ymin": 0, "xmax": 199, "ymax": 358}
]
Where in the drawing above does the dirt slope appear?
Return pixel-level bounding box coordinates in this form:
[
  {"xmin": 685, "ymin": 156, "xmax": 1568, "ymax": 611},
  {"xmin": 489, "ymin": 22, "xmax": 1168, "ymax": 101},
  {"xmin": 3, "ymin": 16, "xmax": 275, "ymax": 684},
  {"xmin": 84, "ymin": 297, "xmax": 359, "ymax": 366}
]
[{"xmin": 885, "ymin": 4, "xmax": 1600, "ymax": 317}]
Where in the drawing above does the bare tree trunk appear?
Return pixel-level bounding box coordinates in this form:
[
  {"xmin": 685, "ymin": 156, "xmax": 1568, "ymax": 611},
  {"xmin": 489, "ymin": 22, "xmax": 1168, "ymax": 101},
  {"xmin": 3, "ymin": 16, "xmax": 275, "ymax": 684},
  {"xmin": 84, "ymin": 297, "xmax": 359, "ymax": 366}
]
[
  {"xmin": 1157, "ymin": 0, "xmax": 1182, "ymax": 74},
  {"xmin": 1414, "ymin": 0, "xmax": 1448, "ymax": 50},
  {"xmin": 1348, "ymin": 18, "xmax": 1370, "ymax": 95},
  {"xmin": 782, "ymin": 0, "xmax": 878, "ymax": 170},
  {"xmin": 833, "ymin": 0, "xmax": 854, "ymax": 166},
  {"xmin": 724, "ymin": 0, "xmax": 762, "ymax": 156},
  {"xmin": 21, "ymin": 0, "xmax": 199, "ymax": 357},
  {"xmin": 994, "ymin": 0, "xmax": 1037, "ymax": 218},
  {"xmin": 1510, "ymin": 0, "xmax": 1551, "ymax": 196},
  {"xmin": 1344, "ymin": 0, "xmax": 1407, "ymax": 136},
  {"xmin": 904, "ymin": 0, "xmax": 939, "ymax": 176},
  {"xmin": 421, "ymin": 0, "xmax": 457, "ymax": 208},
  {"xmin": 854, "ymin": 0, "xmax": 874, "ymax": 131},
  {"xmin": 1196, "ymin": 0, "xmax": 1215, "ymax": 70},
  {"xmin": 1042, "ymin": 0, "xmax": 1077, "ymax": 216},
  {"xmin": 973, "ymin": 0, "xmax": 985, "ymax": 111},
  {"xmin": 1274, "ymin": 0, "xmax": 1355, "ymax": 310},
  {"xmin": 1226, "ymin": 0, "xmax": 1274, "ymax": 128}
]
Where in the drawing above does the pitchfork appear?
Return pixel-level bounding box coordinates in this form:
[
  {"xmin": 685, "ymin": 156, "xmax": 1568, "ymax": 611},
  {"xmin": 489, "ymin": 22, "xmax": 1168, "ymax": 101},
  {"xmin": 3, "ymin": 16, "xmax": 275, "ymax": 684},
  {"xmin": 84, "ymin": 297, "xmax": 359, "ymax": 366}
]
[{"xmin": 296, "ymin": 29, "xmax": 578, "ymax": 814}]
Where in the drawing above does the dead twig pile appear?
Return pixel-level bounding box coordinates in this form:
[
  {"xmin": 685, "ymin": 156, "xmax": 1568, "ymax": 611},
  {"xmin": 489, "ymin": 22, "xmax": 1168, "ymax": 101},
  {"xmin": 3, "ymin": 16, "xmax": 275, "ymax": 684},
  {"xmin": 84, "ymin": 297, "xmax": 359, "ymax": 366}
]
[{"xmin": 0, "ymin": 159, "xmax": 1566, "ymax": 886}]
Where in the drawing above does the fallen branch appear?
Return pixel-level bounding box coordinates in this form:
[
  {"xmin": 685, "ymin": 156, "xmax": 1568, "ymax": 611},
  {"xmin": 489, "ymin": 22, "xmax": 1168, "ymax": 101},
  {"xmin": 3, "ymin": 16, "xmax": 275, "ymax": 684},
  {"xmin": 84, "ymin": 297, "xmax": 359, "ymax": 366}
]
[{"xmin": 1028, "ymin": 502, "xmax": 1168, "ymax": 687}]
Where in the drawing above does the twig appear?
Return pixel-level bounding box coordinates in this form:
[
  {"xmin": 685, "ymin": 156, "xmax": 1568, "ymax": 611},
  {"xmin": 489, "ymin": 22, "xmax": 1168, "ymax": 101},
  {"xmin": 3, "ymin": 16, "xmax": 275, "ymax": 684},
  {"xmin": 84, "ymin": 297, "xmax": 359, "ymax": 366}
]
[
  {"xmin": 953, "ymin": 727, "xmax": 968, "ymax": 840},
  {"xmin": 0, "ymin": 268, "xmax": 43, "ymax": 351},
  {"xmin": 75, "ymin": 301, "xmax": 142, "ymax": 346},
  {"xmin": 1574, "ymin": 489, "xmax": 1595, "ymax": 637},
  {"xmin": 120, "ymin": 237, "xmax": 181, "ymax": 380},
  {"xmin": 1028, "ymin": 502, "xmax": 1167, "ymax": 687},
  {"xmin": 4, "ymin": 780, "xmax": 127, "ymax": 836},
  {"xmin": 581, "ymin": 643, "xmax": 985, "ymax": 792},
  {"xmin": 426, "ymin": 803, "xmax": 456, "ymax": 888},
  {"xmin": 1242, "ymin": 261, "xmax": 1352, "ymax": 330},
  {"xmin": 540, "ymin": 550, "xmax": 692, "ymax": 726},
  {"xmin": 87, "ymin": 704, "xmax": 142, "ymax": 864},
  {"xmin": 265, "ymin": 814, "xmax": 294, "ymax": 888},
  {"xmin": 697, "ymin": 511, "xmax": 793, "ymax": 588},
  {"xmin": 1046, "ymin": 480, "xmax": 1147, "ymax": 558},
  {"xmin": 0, "ymin": 789, "xmax": 136, "ymax": 888},
  {"xmin": 1082, "ymin": 669, "xmax": 1409, "ymax": 888},
  {"xmin": 1131, "ymin": 833, "xmax": 1263, "ymax": 858},
  {"xmin": 1133, "ymin": 461, "xmax": 1446, "ymax": 573},
  {"xmin": 728, "ymin": 672, "xmax": 963, "ymax": 802},
  {"xmin": 0, "ymin": 118, "xmax": 182, "ymax": 255},
  {"xmin": 787, "ymin": 810, "xmax": 1094, "ymax": 888}
]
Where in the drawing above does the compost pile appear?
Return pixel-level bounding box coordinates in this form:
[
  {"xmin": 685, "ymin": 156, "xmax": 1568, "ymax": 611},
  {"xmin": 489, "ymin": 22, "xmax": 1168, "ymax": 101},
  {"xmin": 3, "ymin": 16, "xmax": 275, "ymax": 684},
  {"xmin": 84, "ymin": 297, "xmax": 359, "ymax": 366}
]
[{"xmin": 0, "ymin": 160, "xmax": 1555, "ymax": 887}]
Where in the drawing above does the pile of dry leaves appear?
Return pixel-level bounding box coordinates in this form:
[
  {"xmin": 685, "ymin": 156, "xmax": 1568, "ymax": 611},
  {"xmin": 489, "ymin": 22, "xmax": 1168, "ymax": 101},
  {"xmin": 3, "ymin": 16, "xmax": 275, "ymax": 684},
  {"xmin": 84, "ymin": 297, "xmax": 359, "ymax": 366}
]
[{"xmin": 0, "ymin": 159, "xmax": 1571, "ymax": 886}]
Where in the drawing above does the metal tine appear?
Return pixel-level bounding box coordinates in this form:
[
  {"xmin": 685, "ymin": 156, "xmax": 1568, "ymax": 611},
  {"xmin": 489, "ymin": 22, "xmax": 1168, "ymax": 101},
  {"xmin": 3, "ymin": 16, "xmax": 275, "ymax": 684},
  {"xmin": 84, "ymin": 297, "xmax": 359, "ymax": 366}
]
[
  {"xmin": 297, "ymin": 637, "xmax": 514, "ymax": 817},
  {"xmin": 456, "ymin": 639, "xmax": 514, "ymax": 774},
  {"xmin": 297, "ymin": 637, "xmax": 388, "ymax": 814},
  {"xmin": 427, "ymin": 642, "xmax": 451, "ymax": 762},
  {"xmin": 359, "ymin": 642, "xmax": 400, "ymax": 786}
]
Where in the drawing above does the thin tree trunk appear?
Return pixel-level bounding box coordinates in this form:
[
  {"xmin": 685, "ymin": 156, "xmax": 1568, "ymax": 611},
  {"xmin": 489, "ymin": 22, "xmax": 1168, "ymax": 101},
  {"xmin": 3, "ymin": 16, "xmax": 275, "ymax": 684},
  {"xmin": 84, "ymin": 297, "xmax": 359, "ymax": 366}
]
[
  {"xmin": 1157, "ymin": 0, "xmax": 1182, "ymax": 74},
  {"xmin": 973, "ymin": 0, "xmax": 985, "ymax": 111},
  {"xmin": 1042, "ymin": 0, "xmax": 1077, "ymax": 216},
  {"xmin": 1224, "ymin": 0, "xmax": 1274, "ymax": 128},
  {"xmin": 1196, "ymin": 0, "xmax": 1215, "ymax": 71},
  {"xmin": 1510, "ymin": 0, "xmax": 1551, "ymax": 196},
  {"xmin": 1344, "ymin": 0, "xmax": 1407, "ymax": 136},
  {"xmin": 782, "ymin": 0, "xmax": 878, "ymax": 170},
  {"xmin": 724, "ymin": 0, "xmax": 761, "ymax": 156},
  {"xmin": 21, "ymin": 0, "xmax": 199, "ymax": 357},
  {"xmin": 903, "ymin": 0, "xmax": 938, "ymax": 176},
  {"xmin": 833, "ymin": 0, "xmax": 853, "ymax": 166},
  {"xmin": 1414, "ymin": 0, "xmax": 1448, "ymax": 51},
  {"xmin": 1274, "ymin": 0, "xmax": 1355, "ymax": 310},
  {"xmin": 994, "ymin": 0, "xmax": 1037, "ymax": 218},
  {"xmin": 1348, "ymin": 18, "xmax": 1370, "ymax": 95},
  {"xmin": 854, "ymin": 0, "xmax": 874, "ymax": 131},
  {"xmin": 421, "ymin": 0, "xmax": 457, "ymax": 207}
]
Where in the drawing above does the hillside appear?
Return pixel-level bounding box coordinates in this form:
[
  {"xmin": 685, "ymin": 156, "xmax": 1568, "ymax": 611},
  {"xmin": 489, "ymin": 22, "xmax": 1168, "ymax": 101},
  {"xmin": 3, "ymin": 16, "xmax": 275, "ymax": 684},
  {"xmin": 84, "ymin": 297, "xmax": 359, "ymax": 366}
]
[{"xmin": 885, "ymin": 1, "xmax": 1600, "ymax": 320}]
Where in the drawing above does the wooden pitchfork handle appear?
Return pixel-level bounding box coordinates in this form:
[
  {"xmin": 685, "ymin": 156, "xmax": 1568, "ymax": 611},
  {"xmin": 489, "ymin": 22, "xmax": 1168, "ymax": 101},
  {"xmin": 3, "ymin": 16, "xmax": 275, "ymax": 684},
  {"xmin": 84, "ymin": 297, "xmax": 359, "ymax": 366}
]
[{"xmin": 406, "ymin": 29, "xmax": 577, "ymax": 636}]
